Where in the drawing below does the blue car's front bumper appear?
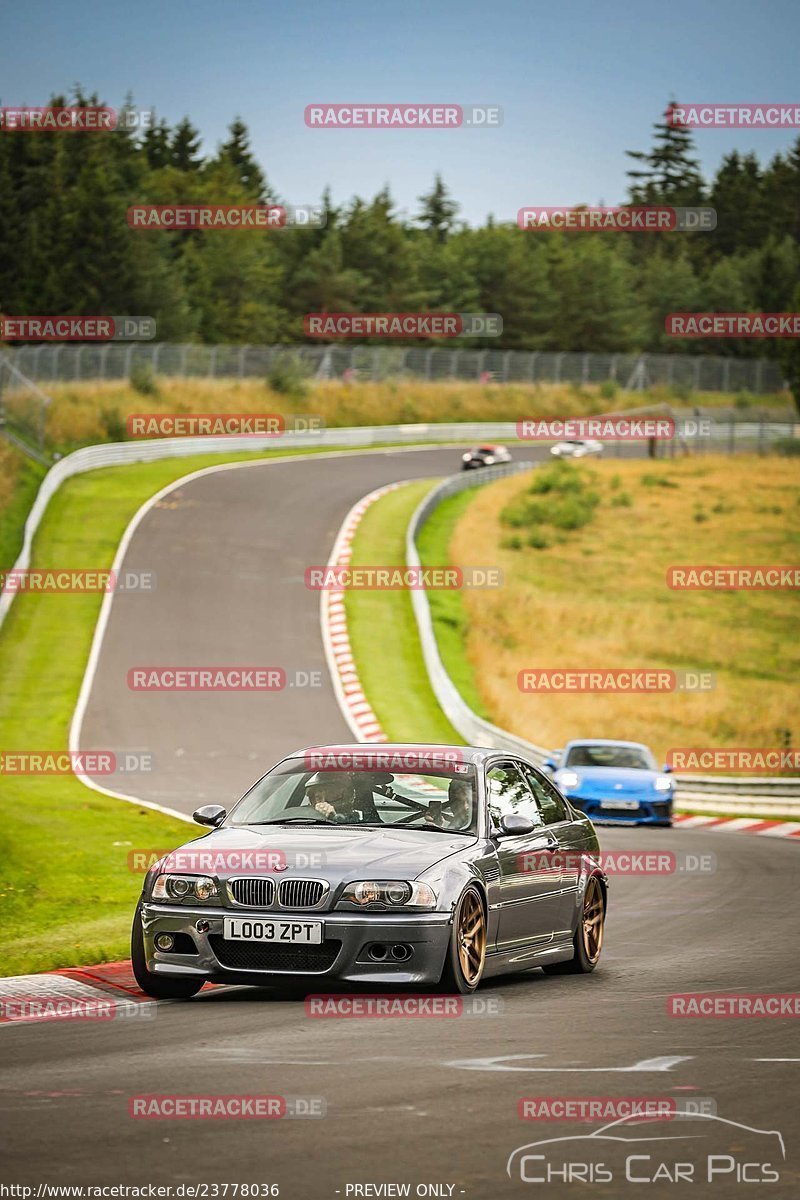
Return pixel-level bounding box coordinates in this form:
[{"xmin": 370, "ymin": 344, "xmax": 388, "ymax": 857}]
[{"xmin": 565, "ymin": 792, "xmax": 673, "ymax": 826}]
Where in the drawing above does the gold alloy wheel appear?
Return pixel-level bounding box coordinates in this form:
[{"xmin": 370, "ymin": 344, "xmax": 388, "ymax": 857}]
[
  {"xmin": 582, "ymin": 876, "xmax": 605, "ymax": 964},
  {"xmin": 457, "ymin": 890, "xmax": 486, "ymax": 985}
]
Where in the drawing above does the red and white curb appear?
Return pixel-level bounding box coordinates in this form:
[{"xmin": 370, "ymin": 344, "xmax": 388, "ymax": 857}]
[
  {"xmin": 321, "ymin": 481, "xmax": 406, "ymax": 743},
  {"xmin": 673, "ymin": 813, "xmax": 800, "ymax": 838},
  {"xmin": 0, "ymin": 960, "xmax": 157, "ymax": 1027}
]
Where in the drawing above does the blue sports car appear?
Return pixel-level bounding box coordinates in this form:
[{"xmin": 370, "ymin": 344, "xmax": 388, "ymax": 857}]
[{"xmin": 544, "ymin": 739, "xmax": 674, "ymax": 826}]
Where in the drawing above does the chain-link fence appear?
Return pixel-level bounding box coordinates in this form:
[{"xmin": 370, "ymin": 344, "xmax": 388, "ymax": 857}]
[{"xmin": 4, "ymin": 342, "xmax": 787, "ymax": 393}]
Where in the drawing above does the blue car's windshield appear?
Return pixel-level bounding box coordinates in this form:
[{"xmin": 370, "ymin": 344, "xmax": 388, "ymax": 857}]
[
  {"xmin": 228, "ymin": 763, "xmax": 478, "ymax": 833},
  {"xmin": 564, "ymin": 744, "xmax": 655, "ymax": 770}
]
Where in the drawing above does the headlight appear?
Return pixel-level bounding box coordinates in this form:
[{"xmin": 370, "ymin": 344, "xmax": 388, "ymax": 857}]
[
  {"xmin": 654, "ymin": 777, "xmax": 673, "ymax": 791},
  {"xmin": 462, "ymin": 453, "xmax": 472, "ymax": 461},
  {"xmin": 557, "ymin": 770, "xmax": 580, "ymax": 789},
  {"xmin": 338, "ymin": 880, "xmax": 437, "ymax": 909},
  {"xmin": 152, "ymin": 874, "xmax": 217, "ymax": 902}
]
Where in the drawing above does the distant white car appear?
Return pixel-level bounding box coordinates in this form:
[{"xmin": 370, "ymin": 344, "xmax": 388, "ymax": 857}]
[
  {"xmin": 550, "ymin": 438, "xmax": 603, "ymax": 459},
  {"xmin": 461, "ymin": 444, "xmax": 513, "ymax": 471}
]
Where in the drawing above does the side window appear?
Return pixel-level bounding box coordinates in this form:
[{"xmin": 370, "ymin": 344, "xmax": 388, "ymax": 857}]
[
  {"xmin": 486, "ymin": 763, "xmax": 543, "ymax": 828},
  {"xmin": 520, "ymin": 763, "xmax": 569, "ymax": 826}
]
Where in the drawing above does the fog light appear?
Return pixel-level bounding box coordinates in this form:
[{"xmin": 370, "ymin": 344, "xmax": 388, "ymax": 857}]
[
  {"xmin": 196, "ymin": 920, "xmax": 210, "ymax": 933},
  {"xmin": 155, "ymin": 933, "xmax": 175, "ymax": 952}
]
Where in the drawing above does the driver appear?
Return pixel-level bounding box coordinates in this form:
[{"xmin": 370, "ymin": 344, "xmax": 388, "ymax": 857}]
[
  {"xmin": 304, "ymin": 773, "xmax": 362, "ymax": 823},
  {"xmin": 425, "ymin": 778, "xmax": 473, "ymax": 829}
]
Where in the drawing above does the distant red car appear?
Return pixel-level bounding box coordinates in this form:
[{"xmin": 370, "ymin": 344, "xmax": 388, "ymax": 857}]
[{"xmin": 461, "ymin": 444, "xmax": 512, "ymax": 470}]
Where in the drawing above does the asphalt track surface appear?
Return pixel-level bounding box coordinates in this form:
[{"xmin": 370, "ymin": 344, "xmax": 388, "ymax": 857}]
[{"xmin": 2, "ymin": 445, "xmax": 798, "ymax": 1197}]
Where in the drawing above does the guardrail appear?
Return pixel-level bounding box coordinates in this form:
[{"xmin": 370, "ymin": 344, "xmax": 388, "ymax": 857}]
[{"xmin": 406, "ymin": 465, "xmax": 800, "ymax": 816}]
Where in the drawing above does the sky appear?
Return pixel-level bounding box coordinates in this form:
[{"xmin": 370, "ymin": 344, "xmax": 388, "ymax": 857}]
[{"xmin": 2, "ymin": 0, "xmax": 799, "ymax": 226}]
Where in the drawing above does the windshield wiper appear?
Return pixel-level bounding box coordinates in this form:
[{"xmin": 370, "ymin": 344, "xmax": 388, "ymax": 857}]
[{"xmin": 247, "ymin": 817, "xmax": 332, "ymax": 826}]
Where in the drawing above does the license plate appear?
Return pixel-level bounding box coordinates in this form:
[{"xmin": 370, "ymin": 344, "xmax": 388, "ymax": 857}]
[
  {"xmin": 600, "ymin": 799, "xmax": 640, "ymax": 810},
  {"xmin": 223, "ymin": 917, "xmax": 323, "ymax": 944}
]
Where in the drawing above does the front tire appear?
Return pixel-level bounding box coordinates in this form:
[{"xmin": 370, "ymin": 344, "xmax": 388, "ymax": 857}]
[
  {"xmin": 543, "ymin": 875, "xmax": 605, "ymax": 976},
  {"xmin": 131, "ymin": 908, "xmax": 204, "ymax": 999},
  {"xmin": 440, "ymin": 886, "xmax": 486, "ymax": 994}
]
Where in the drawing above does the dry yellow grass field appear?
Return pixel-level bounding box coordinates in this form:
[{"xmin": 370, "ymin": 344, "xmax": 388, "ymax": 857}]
[
  {"xmin": 448, "ymin": 455, "xmax": 799, "ymax": 765},
  {"xmin": 14, "ymin": 377, "xmax": 768, "ymax": 449}
]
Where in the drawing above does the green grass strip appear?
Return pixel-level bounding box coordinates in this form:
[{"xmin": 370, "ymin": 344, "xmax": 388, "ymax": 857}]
[
  {"xmin": 415, "ymin": 489, "xmax": 490, "ymax": 719},
  {"xmin": 344, "ymin": 481, "xmax": 464, "ymax": 745}
]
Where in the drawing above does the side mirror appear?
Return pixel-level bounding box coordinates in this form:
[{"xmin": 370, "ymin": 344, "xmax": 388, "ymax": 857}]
[
  {"xmin": 662, "ymin": 764, "xmax": 673, "ymax": 774},
  {"xmin": 193, "ymin": 804, "xmax": 226, "ymax": 828},
  {"xmin": 498, "ymin": 813, "xmax": 536, "ymax": 838}
]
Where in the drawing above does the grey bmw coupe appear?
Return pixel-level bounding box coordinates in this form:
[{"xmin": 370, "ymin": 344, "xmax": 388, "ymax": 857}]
[{"xmin": 132, "ymin": 743, "xmax": 607, "ymax": 997}]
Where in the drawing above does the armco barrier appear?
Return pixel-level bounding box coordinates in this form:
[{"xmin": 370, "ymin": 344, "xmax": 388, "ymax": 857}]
[{"xmin": 405, "ymin": 467, "xmax": 800, "ymax": 816}]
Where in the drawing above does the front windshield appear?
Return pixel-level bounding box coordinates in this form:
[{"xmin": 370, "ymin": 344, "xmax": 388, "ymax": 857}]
[
  {"xmin": 564, "ymin": 744, "xmax": 655, "ymax": 771},
  {"xmin": 228, "ymin": 764, "xmax": 479, "ymax": 833}
]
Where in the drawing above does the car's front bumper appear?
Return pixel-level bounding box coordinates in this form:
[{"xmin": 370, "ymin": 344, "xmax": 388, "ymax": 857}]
[
  {"xmin": 565, "ymin": 794, "xmax": 673, "ymax": 825},
  {"xmin": 140, "ymin": 902, "xmax": 453, "ymax": 986}
]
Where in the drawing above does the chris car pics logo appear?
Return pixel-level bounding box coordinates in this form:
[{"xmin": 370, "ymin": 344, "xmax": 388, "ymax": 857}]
[{"xmin": 507, "ymin": 1112, "xmax": 785, "ymax": 1185}]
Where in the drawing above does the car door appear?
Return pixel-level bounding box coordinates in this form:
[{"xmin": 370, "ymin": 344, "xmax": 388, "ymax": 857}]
[
  {"xmin": 487, "ymin": 760, "xmax": 564, "ymax": 952},
  {"xmin": 519, "ymin": 761, "xmax": 584, "ymax": 938}
]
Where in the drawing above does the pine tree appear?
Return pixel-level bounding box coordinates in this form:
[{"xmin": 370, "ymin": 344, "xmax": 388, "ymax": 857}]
[
  {"xmin": 215, "ymin": 118, "xmax": 267, "ymax": 199},
  {"xmin": 416, "ymin": 175, "xmax": 459, "ymax": 243},
  {"xmin": 142, "ymin": 119, "xmax": 172, "ymax": 170},
  {"xmin": 171, "ymin": 118, "xmax": 203, "ymax": 171},
  {"xmin": 626, "ymin": 103, "xmax": 705, "ymax": 205}
]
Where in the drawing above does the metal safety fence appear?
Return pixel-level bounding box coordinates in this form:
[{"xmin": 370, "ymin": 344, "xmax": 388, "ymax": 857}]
[{"xmin": 4, "ymin": 342, "xmax": 787, "ymax": 392}]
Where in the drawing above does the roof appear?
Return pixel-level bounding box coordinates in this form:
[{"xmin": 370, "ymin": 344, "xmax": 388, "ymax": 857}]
[
  {"xmin": 291, "ymin": 742, "xmax": 499, "ymax": 764},
  {"xmin": 562, "ymin": 738, "xmax": 652, "ymax": 751}
]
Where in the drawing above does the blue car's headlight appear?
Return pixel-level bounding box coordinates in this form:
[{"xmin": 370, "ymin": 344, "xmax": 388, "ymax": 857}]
[
  {"xmin": 557, "ymin": 771, "xmax": 580, "ymax": 789},
  {"xmin": 653, "ymin": 777, "xmax": 673, "ymax": 791}
]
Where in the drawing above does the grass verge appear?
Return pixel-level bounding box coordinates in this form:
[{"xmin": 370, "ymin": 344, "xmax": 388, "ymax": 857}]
[
  {"xmin": 0, "ymin": 441, "xmax": 46, "ymax": 574},
  {"xmin": 415, "ymin": 489, "xmax": 491, "ymax": 719},
  {"xmin": 343, "ymin": 481, "xmax": 464, "ymax": 744}
]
